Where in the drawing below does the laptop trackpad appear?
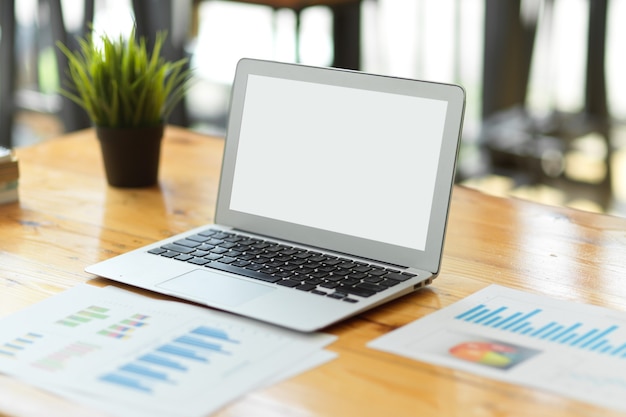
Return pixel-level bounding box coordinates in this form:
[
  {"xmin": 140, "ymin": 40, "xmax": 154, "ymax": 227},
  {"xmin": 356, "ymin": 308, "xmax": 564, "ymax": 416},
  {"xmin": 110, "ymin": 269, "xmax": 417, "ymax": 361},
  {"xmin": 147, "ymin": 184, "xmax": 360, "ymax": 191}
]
[{"xmin": 157, "ymin": 269, "xmax": 275, "ymax": 307}]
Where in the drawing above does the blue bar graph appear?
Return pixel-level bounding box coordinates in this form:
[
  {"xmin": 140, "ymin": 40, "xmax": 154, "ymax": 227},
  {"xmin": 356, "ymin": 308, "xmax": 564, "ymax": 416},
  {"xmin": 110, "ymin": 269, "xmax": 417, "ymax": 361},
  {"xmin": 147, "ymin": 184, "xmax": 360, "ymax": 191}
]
[
  {"xmin": 120, "ymin": 364, "xmax": 171, "ymax": 382},
  {"xmin": 454, "ymin": 303, "xmax": 626, "ymax": 358},
  {"xmin": 191, "ymin": 326, "xmax": 239, "ymax": 343},
  {"xmin": 138, "ymin": 354, "xmax": 187, "ymax": 371},
  {"xmin": 175, "ymin": 336, "xmax": 230, "ymax": 354},
  {"xmin": 157, "ymin": 344, "xmax": 208, "ymax": 362},
  {"xmin": 4, "ymin": 343, "xmax": 24, "ymax": 351},
  {"xmin": 99, "ymin": 325, "xmax": 238, "ymax": 394},
  {"xmin": 611, "ymin": 343, "xmax": 626, "ymax": 356},
  {"xmin": 100, "ymin": 373, "xmax": 151, "ymax": 392}
]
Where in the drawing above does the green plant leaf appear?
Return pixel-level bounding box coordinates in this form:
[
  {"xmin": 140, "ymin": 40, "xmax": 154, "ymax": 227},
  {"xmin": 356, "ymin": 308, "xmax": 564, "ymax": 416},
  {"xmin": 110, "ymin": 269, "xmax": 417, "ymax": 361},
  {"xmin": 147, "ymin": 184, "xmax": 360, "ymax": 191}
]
[{"xmin": 56, "ymin": 27, "xmax": 192, "ymax": 129}]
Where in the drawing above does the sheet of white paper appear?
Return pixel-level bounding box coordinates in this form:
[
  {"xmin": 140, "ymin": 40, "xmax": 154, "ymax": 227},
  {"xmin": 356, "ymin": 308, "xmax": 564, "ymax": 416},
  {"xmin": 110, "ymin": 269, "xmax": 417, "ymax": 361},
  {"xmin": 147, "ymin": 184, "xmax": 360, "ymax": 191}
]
[
  {"xmin": 0, "ymin": 284, "xmax": 336, "ymax": 417},
  {"xmin": 48, "ymin": 349, "xmax": 338, "ymax": 417},
  {"xmin": 369, "ymin": 285, "xmax": 626, "ymax": 413}
]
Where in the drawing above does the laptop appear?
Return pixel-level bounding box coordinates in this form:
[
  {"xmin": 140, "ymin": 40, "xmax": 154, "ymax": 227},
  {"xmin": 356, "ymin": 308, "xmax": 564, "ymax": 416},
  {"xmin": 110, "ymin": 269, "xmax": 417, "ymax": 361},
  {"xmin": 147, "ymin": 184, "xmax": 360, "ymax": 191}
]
[{"xmin": 86, "ymin": 58, "xmax": 466, "ymax": 332}]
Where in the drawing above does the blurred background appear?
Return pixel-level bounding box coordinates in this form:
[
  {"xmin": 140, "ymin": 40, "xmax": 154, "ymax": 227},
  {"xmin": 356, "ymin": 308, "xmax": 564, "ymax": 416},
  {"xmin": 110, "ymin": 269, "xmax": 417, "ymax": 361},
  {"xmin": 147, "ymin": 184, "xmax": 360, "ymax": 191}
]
[{"xmin": 1, "ymin": 0, "xmax": 625, "ymax": 216}]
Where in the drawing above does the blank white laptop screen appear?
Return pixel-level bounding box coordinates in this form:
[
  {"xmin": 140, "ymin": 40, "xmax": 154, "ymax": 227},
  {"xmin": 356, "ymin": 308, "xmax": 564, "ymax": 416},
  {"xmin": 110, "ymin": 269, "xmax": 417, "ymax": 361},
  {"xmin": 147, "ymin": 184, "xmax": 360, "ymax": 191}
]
[{"xmin": 229, "ymin": 74, "xmax": 448, "ymax": 252}]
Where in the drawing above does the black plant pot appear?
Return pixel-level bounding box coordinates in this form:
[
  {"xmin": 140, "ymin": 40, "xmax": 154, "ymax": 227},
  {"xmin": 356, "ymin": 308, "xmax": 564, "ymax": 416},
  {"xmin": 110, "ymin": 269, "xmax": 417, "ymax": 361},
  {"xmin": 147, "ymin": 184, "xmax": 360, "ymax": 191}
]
[{"xmin": 96, "ymin": 125, "xmax": 164, "ymax": 187}]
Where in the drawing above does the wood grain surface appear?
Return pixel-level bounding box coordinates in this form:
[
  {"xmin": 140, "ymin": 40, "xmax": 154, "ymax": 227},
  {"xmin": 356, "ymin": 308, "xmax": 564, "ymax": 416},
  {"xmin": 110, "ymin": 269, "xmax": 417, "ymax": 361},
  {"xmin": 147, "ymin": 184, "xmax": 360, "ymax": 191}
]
[{"xmin": 2, "ymin": 126, "xmax": 626, "ymax": 417}]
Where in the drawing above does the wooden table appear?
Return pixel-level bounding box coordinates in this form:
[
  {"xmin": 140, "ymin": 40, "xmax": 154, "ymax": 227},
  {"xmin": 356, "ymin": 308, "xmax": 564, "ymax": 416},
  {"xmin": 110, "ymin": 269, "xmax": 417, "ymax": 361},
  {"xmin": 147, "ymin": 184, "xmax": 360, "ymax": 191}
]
[{"xmin": 2, "ymin": 126, "xmax": 626, "ymax": 417}]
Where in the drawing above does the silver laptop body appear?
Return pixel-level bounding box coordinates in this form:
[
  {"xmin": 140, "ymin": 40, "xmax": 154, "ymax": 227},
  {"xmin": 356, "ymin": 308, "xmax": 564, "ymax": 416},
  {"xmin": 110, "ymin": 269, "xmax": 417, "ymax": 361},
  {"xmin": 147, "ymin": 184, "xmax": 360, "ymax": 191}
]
[{"xmin": 86, "ymin": 58, "xmax": 466, "ymax": 332}]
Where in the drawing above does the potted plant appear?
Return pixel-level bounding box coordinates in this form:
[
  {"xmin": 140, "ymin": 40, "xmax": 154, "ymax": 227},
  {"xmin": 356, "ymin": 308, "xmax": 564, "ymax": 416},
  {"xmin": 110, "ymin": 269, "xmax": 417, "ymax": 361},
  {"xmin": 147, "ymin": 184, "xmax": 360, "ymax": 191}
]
[{"xmin": 57, "ymin": 28, "xmax": 191, "ymax": 187}]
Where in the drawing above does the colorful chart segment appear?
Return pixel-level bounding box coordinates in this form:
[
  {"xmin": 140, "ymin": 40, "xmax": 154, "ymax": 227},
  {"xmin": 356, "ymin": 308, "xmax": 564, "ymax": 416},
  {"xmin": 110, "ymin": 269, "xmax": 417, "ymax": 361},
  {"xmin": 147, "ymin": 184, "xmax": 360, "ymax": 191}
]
[
  {"xmin": 57, "ymin": 305, "xmax": 110, "ymax": 327},
  {"xmin": 450, "ymin": 341, "xmax": 519, "ymax": 368},
  {"xmin": 0, "ymin": 332, "xmax": 43, "ymax": 357},
  {"xmin": 98, "ymin": 313, "xmax": 150, "ymax": 340},
  {"xmin": 32, "ymin": 341, "xmax": 100, "ymax": 372},
  {"xmin": 454, "ymin": 303, "xmax": 626, "ymax": 357}
]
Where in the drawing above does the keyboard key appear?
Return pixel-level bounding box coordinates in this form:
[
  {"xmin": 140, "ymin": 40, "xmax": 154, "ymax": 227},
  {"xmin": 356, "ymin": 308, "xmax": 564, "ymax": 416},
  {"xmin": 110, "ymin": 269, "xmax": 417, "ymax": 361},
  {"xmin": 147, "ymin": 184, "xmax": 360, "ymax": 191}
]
[
  {"xmin": 206, "ymin": 261, "xmax": 281, "ymax": 283},
  {"xmin": 174, "ymin": 254, "xmax": 194, "ymax": 261},
  {"xmin": 304, "ymin": 277, "xmax": 324, "ymax": 285},
  {"xmin": 386, "ymin": 272, "xmax": 411, "ymax": 282},
  {"xmin": 326, "ymin": 275, "xmax": 344, "ymax": 282},
  {"xmin": 187, "ymin": 234, "xmax": 211, "ymax": 243},
  {"xmin": 379, "ymin": 278, "xmax": 401, "ymax": 287},
  {"xmin": 198, "ymin": 229, "xmax": 218, "ymax": 237},
  {"xmin": 281, "ymin": 264, "xmax": 299, "ymax": 271},
  {"xmin": 210, "ymin": 247, "xmax": 229, "ymax": 254},
  {"xmin": 189, "ymin": 257, "xmax": 210, "ymax": 265},
  {"xmin": 218, "ymin": 241, "xmax": 237, "ymax": 249},
  {"xmin": 212, "ymin": 232, "xmax": 231, "ymax": 240},
  {"xmin": 354, "ymin": 282, "xmax": 385, "ymax": 292},
  {"xmin": 341, "ymin": 278, "xmax": 360, "ymax": 286},
  {"xmin": 335, "ymin": 285, "xmax": 375, "ymax": 298},
  {"xmin": 277, "ymin": 280, "xmax": 300, "ymax": 288},
  {"xmin": 217, "ymin": 256, "xmax": 236, "ymax": 264},
  {"xmin": 162, "ymin": 243, "xmax": 195, "ymax": 254},
  {"xmin": 368, "ymin": 269, "xmax": 387, "ymax": 277},
  {"xmin": 148, "ymin": 248, "xmax": 166, "ymax": 255},
  {"xmin": 327, "ymin": 292, "xmax": 345, "ymax": 299},
  {"xmin": 174, "ymin": 239, "xmax": 201, "ymax": 248}
]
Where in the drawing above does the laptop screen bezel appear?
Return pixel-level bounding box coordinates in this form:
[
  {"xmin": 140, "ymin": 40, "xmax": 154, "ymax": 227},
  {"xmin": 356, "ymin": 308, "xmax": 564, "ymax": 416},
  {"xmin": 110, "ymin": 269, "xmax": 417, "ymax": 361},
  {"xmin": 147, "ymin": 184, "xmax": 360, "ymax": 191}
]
[{"xmin": 215, "ymin": 58, "xmax": 465, "ymax": 274}]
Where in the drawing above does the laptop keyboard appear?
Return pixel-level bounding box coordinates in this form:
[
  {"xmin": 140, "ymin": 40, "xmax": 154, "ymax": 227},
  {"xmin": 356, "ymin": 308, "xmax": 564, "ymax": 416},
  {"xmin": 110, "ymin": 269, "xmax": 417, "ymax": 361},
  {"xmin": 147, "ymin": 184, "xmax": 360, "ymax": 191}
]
[{"xmin": 147, "ymin": 229, "xmax": 418, "ymax": 303}]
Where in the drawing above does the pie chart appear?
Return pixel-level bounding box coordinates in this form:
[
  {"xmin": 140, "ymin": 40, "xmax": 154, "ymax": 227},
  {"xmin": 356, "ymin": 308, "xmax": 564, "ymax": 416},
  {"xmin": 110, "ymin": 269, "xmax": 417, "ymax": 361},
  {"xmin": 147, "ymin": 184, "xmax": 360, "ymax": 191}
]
[{"xmin": 449, "ymin": 341, "xmax": 519, "ymax": 368}]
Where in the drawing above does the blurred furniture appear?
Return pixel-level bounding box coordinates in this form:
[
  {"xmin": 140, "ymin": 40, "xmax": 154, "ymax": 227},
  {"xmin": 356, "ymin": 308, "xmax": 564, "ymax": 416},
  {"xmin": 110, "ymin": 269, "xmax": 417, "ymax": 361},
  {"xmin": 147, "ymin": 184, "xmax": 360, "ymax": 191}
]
[
  {"xmin": 0, "ymin": 1, "xmax": 17, "ymax": 149},
  {"xmin": 0, "ymin": 0, "xmax": 93, "ymax": 149},
  {"xmin": 482, "ymin": 0, "xmax": 609, "ymax": 123},
  {"xmin": 132, "ymin": 0, "xmax": 192, "ymax": 127},
  {"xmin": 482, "ymin": 0, "xmax": 538, "ymax": 120},
  {"xmin": 481, "ymin": 0, "xmax": 611, "ymax": 189},
  {"xmin": 223, "ymin": 0, "xmax": 363, "ymax": 69},
  {"xmin": 3, "ymin": 126, "xmax": 626, "ymax": 416},
  {"xmin": 49, "ymin": 0, "xmax": 94, "ymax": 133},
  {"xmin": 130, "ymin": 0, "xmax": 363, "ymax": 127}
]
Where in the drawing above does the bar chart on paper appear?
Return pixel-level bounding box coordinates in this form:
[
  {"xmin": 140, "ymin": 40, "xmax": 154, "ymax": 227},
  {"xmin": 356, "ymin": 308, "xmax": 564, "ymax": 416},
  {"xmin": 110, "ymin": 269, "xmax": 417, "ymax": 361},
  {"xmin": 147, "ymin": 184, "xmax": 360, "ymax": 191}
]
[
  {"xmin": 0, "ymin": 284, "xmax": 337, "ymax": 417},
  {"xmin": 98, "ymin": 324, "xmax": 252, "ymax": 394},
  {"xmin": 454, "ymin": 297, "xmax": 626, "ymax": 358},
  {"xmin": 369, "ymin": 285, "xmax": 626, "ymax": 413}
]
